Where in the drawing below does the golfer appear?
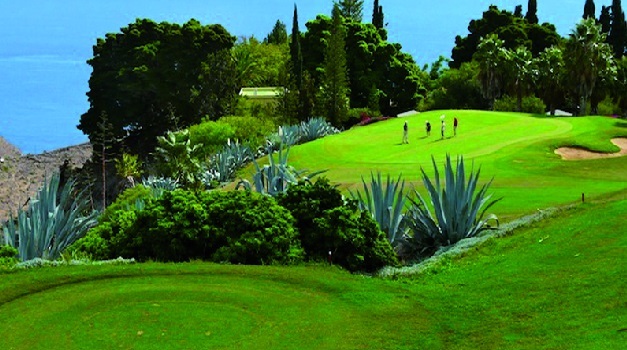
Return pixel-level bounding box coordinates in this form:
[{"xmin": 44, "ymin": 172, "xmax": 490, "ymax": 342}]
[
  {"xmin": 441, "ymin": 120, "xmax": 445, "ymax": 139},
  {"xmin": 402, "ymin": 121, "xmax": 409, "ymax": 144},
  {"xmin": 426, "ymin": 121, "xmax": 431, "ymax": 136},
  {"xmin": 454, "ymin": 117, "xmax": 458, "ymax": 136}
]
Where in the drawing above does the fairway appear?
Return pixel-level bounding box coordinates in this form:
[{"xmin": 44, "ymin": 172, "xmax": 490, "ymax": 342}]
[
  {"xmin": 283, "ymin": 110, "xmax": 627, "ymax": 219},
  {"xmin": 1, "ymin": 195, "xmax": 625, "ymax": 349}
]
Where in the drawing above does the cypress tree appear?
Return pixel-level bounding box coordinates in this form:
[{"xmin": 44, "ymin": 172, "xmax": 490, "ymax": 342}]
[
  {"xmin": 290, "ymin": 4, "xmax": 303, "ymax": 90},
  {"xmin": 514, "ymin": 5, "xmax": 523, "ymax": 18},
  {"xmin": 525, "ymin": 0, "xmax": 539, "ymax": 24},
  {"xmin": 372, "ymin": 0, "xmax": 379, "ymax": 25},
  {"xmin": 321, "ymin": 4, "xmax": 350, "ymax": 126},
  {"xmin": 338, "ymin": 0, "xmax": 364, "ymax": 22},
  {"xmin": 584, "ymin": 0, "xmax": 596, "ymax": 19},
  {"xmin": 608, "ymin": 0, "xmax": 627, "ymax": 57},
  {"xmin": 600, "ymin": 5, "xmax": 611, "ymax": 34}
]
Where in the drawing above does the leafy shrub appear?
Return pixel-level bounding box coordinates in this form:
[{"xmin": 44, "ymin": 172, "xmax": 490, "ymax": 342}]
[
  {"xmin": 277, "ymin": 178, "xmax": 344, "ymax": 255},
  {"xmin": 313, "ymin": 204, "xmax": 399, "ymax": 272},
  {"xmin": 344, "ymin": 108, "xmax": 381, "ymax": 128},
  {"xmin": 189, "ymin": 120, "xmax": 236, "ymax": 158},
  {"xmin": 70, "ymin": 185, "xmax": 154, "ymax": 260},
  {"xmin": 154, "ymin": 130, "xmax": 203, "ymax": 189},
  {"xmin": 493, "ymin": 95, "xmax": 546, "ymax": 114},
  {"xmin": 219, "ymin": 115, "xmax": 278, "ymax": 149},
  {"xmin": 0, "ymin": 245, "xmax": 18, "ymax": 269},
  {"xmin": 398, "ymin": 155, "xmax": 500, "ymax": 260},
  {"xmin": 278, "ymin": 178, "xmax": 398, "ymax": 272},
  {"xmin": 128, "ymin": 190, "xmax": 303, "ymax": 264}
]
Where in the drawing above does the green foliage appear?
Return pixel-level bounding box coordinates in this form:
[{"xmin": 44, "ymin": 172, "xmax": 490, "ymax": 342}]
[
  {"xmin": 154, "ymin": 130, "xmax": 203, "ymax": 189},
  {"xmin": 337, "ymin": 0, "xmax": 364, "ymax": 22},
  {"xmin": 0, "ymin": 245, "xmax": 18, "ymax": 258},
  {"xmin": 69, "ymin": 230, "xmax": 111, "ymax": 261},
  {"xmin": 264, "ymin": 20, "xmax": 288, "ymax": 45},
  {"xmin": 114, "ymin": 153, "xmax": 142, "ymax": 188},
  {"xmin": 313, "ymin": 204, "xmax": 399, "ymax": 272},
  {"xmin": 493, "ymin": 95, "xmax": 546, "ymax": 114},
  {"xmin": 219, "ymin": 115, "xmax": 278, "ymax": 150},
  {"xmin": 78, "ymin": 18, "xmax": 237, "ymax": 159},
  {"xmin": 99, "ymin": 185, "xmax": 153, "ymax": 221},
  {"xmin": 451, "ymin": 5, "xmax": 560, "ymax": 68},
  {"xmin": 320, "ymin": 4, "xmax": 350, "ymax": 127},
  {"xmin": 350, "ymin": 172, "xmax": 408, "ymax": 243},
  {"xmin": 277, "ymin": 177, "xmax": 397, "ymax": 272},
  {"xmin": 141, "ymin": 176, "xmax": 179, "ymax": 198},
  {"xmin": 2, "ymin": 173, "xmax": 98, "ymax": 261},
  {"xmin": 565, "ymin": 18, "xmax": 616, "ymax": 115},
  {"xmin": 203, "ymin": 140, "xmax": 254, "ymax": 185},
  {"xmin": 535, "ymin": 46, "xmax": 566, "ymax": 114},
  {"xmin": 188, "ymin": 120, "xmax": 236, "ymax": 159},
  {"xmin": 608, "ymin": 0, "xmax": 627, "ymax": 58},
  {"xmin": 238, "ymin": 143, "xmax": 324, "ymax": 197},
  {"xmin": 474, "ymin": 34, "xmax": 509, "ymax": 106},
  {"xmin": 128, "ymin": 190, "xmax": 303, "ymax": 264},
  {"xmin": 425, "ymin": 61, "xmax": 488, "ymax": 110},
  {"xmin": 398, "ymin": 155, "xmax": 500, "ymax": 260},
  {"xmin": 277, "ymin": 178, "xmax": 344, "ymax": 254}
]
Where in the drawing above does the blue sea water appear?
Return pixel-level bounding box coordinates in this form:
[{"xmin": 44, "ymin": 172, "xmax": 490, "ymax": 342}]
[{"xmin": 0, "ymin": 0, "xmax": 583, "ymax": 154}]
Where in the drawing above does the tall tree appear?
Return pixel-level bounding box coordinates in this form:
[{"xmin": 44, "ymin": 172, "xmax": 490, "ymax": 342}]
[
  {"xmin": 372, "ymin": 0, "xmax": 380, "ymax": 25},
  {"xmin": 373, "ymin": 0, "xmax": 384, "ymax": 29},
  {"xmin": 264, "ymin": 20, "xmax": 288, "ymax": 44},
  {"xmin": 514, "ymin": 5, "xmax": 523, "ymax": 18},
  {"xmin": 290, "ymin": 4, "xmax": 303, "ymax": 90},
  {"xmin": 564, "ymin": 18, "xmax": 616, "ymax": 115},
  {"xmin": 506, "ymin": 46, "xmax": 536, "ymax": 112},
  {"xmin": 608, "ymin": 0, "xmax": 627, "ymax": 57},
  {"xmin": 338, "ymin": 0, "xmax": 364, "ymax": 22},
  {"xmin": 599, "ymin": 5, "xmax": 612, "ymax": 33},
  {"xmin": 474, "ymin": 34, "xmax": 509, "ymax": 108},
  {"xmin": 320, "ymin": 4, "xmax": 350, "ymax": 126},
  {"xmin": 535, "ymin": 46, "xmax": 566, "ymax": 115},
  {"xmin": 584, "ymin": 0, "xmax": 596, "ymax": 19},
  {"xmin": 78, "ymin": 19, "xmax": 237, "ymax": 160},
  {"xmin": 525, "ymin": 0, "xmax": 539, "ymax": 24}
]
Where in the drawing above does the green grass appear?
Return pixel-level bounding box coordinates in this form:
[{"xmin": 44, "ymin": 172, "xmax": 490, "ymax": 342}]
[
  {"xmin": 268, "ymin": 110, "xmax": 627, "ymax": 220},
  {"xmin": 0, "ymin": 195, "xmax": 625, "ymax": 349}
]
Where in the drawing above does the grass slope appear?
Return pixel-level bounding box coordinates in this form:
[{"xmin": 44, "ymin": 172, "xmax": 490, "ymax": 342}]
[
  {"xmin": 272, "ymin": 110, "xmax": 627, "ymax": 219},
  {"xmin": 1, "ymin": 194, "xmax": 625, "ymax": 349}
]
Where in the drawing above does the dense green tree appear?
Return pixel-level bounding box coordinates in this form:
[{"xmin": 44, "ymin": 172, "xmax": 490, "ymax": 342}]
[
  {"xmin": 564, "ymin": 18, "xmax": 616, "ymax": 115},
  {"xmin": 338, "ymin": 0, "xmax": 364, "ymax": 22},
  {"xmin": 600, "ymin": 5, "xmax": 612, "ymax": 33},
  {"xmin": 264, "ymin": 20, "xmax": 288, "ymax": 44},
  {"xmin": 514, "ymin": 5, "xmax": 523, "ymax": 18},
  {"xmin": 427, "ymin": 61, "xmax": 488, "ymax": 110},
  {"xmin": 290, "ymin": 4, "xmax": 303, "ymax": 90},
  {"xmin": 320, "ymin": 4, "xmax": 350, "ymax": 126},
  {"xmin": 474, "ymin": 34, "xmax": 509, "ymax": 108},
  {"xmin": 233, "ymin": 37, "xmax": 289, "ymax": 87},
  {"xmin": 78, "ymin": 19, "xmax": 237, "ymax": 160},
  {"xmin": 450, "ymin": 5, "xmax": 560, "ymax": 68},
  {"xmin": 525, "ymin": 0, "xmax": 539, "ymax": 24},
  {"xmin": 608, "ymin": 0, "xmax": 627, "ymax": 57},
  {"xmin": 613, "ymin": 56, "xmax": 627, "ymax": 114},
  {"xmin": 372, "ymin": 0, "xmax": 384, "ymax": 29},
  {"xmin": 535, "ymin": 46, "xmax": 566, "ymax": 115},
  {"xmin": 584, "ymin": 0, "xmax": 596, "ymax": 19},
  {"xmin": 505, "ymin": 46, "xmax": 537, "ymax": 112}
]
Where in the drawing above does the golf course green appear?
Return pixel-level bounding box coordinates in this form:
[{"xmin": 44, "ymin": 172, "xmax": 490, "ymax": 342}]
[{"xmin": 0, "ymin": 110, "xmax": 625, "ymax": 349}]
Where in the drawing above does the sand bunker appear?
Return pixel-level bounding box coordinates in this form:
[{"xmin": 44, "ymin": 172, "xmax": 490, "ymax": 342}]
[{"xmin": 555, "ymin": 138, "xmax": 627, "ymax": 160}]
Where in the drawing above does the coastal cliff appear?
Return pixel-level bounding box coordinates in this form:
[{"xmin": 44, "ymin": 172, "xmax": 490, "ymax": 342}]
[{"xmin": 0, "ymin": 136, "xmax": 92, "ymax": 223}]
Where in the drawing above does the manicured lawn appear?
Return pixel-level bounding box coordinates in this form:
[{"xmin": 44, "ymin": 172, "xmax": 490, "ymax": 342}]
[
  {"xmin": 1, "ymin": 195, "xmax": 625, "ymax": 349},
  {"xmin": 270, "ymin": 110, "xmax": 627, "ymax": 220}
]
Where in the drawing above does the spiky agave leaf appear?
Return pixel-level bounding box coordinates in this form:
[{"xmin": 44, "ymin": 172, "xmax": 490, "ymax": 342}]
[
  {"xmin": 350, "ymin": 171, "xmax": 408, "ymax": 243},
  {"xmin": 401, "ymin": 154, "xmax": 501, "ymax": 259},
  {"xmin": 2, "ymin": 173, "xmax": 98, "ymax": 261}
]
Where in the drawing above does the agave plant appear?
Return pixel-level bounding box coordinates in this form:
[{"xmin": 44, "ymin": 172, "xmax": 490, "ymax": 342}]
[
  {"xmin": 237, "ymin": 143, "xmax": 324, "ymax": 197},
  {"xmin": 2, "ymin": 173, "xmax": 98, "ymax": 261},
  {"xmin": 142, "ymin": 176, "xmax": 179, "ymax": 198},
  {"xmin": 399, "ymin": 155, "xmax": 500, "ymax": 258},
  {"xmin": 349, "ymin": 172, "xmax": 408, "ymax": 244},
  {"xmin": 299, "ymin": 117, "xmax": 340, "ymax": 143}
]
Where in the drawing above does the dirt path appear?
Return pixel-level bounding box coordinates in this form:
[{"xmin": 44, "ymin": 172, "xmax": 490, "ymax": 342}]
[{"xmin": 554, "ymin": 138, "xmax": 627, "ymax": 160}]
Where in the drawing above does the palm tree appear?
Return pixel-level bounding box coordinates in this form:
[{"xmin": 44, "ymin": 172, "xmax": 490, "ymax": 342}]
[
  {"xmin": 564, "ymin": 18, "xmax": 616, "ymax": 115},
  {"xmin": 474, "ymin": 34, "xmax": 509, "ymax": 109}
]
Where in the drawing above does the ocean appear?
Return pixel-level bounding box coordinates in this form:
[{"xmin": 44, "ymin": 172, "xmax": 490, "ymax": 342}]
[{"xmin": 0, "ymin": 0, "xmax": 584, "ymax": 154}]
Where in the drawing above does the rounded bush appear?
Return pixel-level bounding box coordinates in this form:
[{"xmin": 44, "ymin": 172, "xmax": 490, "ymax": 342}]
[
  {"xmin": 128, "ymin": 189, "xmax": 303, "ymax": 264},
  {"xmin": 493, "ymin": 95, "xmax": 546, "ymax": 114}
]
